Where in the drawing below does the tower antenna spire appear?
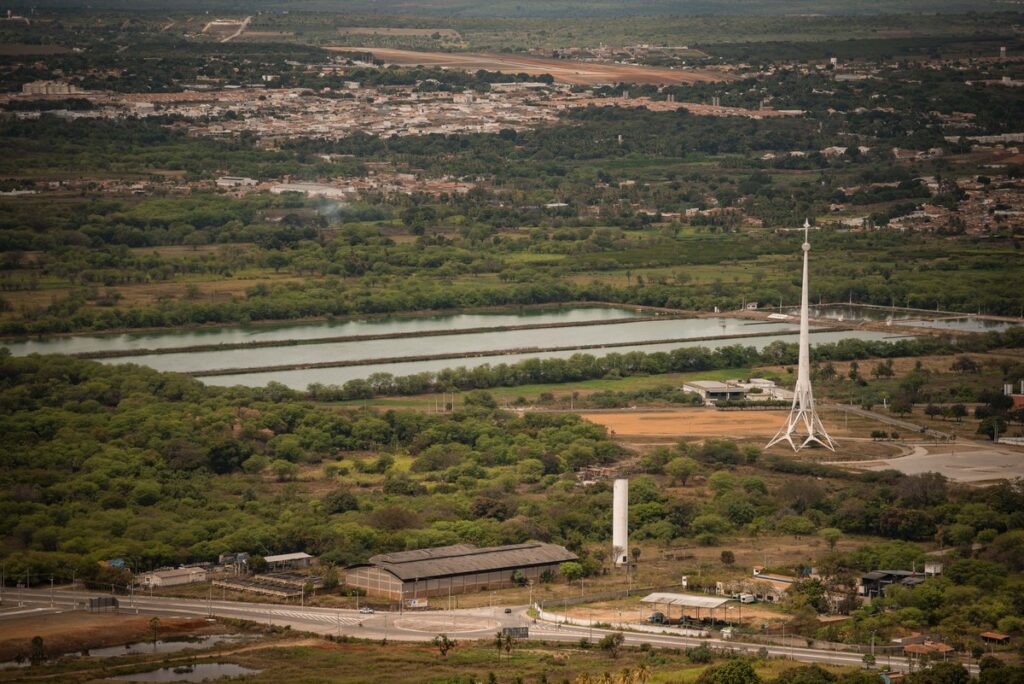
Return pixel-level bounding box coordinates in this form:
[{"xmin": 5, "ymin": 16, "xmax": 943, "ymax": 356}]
[{"xmin": 766, "ymin": 219, "xmax": 836, "ymax": 452}]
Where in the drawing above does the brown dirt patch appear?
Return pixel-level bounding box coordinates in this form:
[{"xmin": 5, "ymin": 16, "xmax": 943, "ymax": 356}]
[
  {"xmin": 0, "ymin": 613, "xmax": 219, "ymax": 662},
  {"xmin": 0, "ymin": 44, "xmax": 72, "ymax": 56},
  {"xmin": 583, "ymin": 409, "xmax": 792, "ymax": 439},
  {"xmin": 565, "ymin": 600, "xmax": 782, "ymax": 627},
  {"xmin": 341, "ymin": 27, "xmax": 462, "ymax": 39},
  {"xmin": 327, "ymin": 47, "xmax": 726, "ymax": 85}
]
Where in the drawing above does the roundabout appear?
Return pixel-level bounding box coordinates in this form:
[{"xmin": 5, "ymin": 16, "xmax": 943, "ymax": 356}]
[{"xmin": 392, "ymin": 614, "xmax": 502, "ymax": 635}]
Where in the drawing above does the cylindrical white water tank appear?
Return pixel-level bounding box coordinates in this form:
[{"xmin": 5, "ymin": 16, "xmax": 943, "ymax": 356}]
[{"xmin": 612, "ymin": 478, "xmax": 628, "ymax": 566}]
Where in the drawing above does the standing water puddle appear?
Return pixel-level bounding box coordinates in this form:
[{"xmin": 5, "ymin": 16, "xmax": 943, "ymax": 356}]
[
  {"xmin": 106, "ymin": 663, "xmax": 260, "ymax": 682},
  {"xmin": 0, "ymin": 634, "xmax": 256, "ymax": 670},
  {"xmin": 88, "ymin": 634, "xmax": 256, "ymax": 657}
]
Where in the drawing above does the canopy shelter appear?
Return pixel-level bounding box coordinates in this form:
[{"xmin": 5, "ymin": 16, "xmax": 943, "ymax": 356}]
[{"xmin": 640, "ymin": 592, "xmax": 735, "ymax": 624}]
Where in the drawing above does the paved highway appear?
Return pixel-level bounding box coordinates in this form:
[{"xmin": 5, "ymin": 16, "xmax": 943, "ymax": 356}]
[{"xmin": 9, "ymin": 588, "xmax": 975, "ymax": 675}]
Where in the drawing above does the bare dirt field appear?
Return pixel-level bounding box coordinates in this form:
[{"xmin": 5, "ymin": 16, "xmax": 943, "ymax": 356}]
[
  {"xmin": 0, "ymin": 44, "xmax": 72, "ymax": 55},
  {"xmin": 341, "ymin": 27, "xmax": 462, "ymax": 39},
  {"xmin": 583, "ymin": 409, "xmax": 795, "ymax": 439},
  {"xmin": 0, "ymin": 613, "xmax": 220, "ymax": 661},
  {"xmin": 327, "ymin": 47, "xmax": 726, "ymax": 85},
  {"xmin": 563, "ymin": 596, "xmax": 783, "ymax": 627},
  {"xmin": 570, "ymin": 96, "xmax": 801, "ymax": 118},
  {"xmin": 580, "ymin": 408, "xmax": 906, "ymax": 461}
]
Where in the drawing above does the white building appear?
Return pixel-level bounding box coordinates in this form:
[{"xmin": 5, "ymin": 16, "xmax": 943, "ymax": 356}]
[
  {"xmin": 269, "ymin": 183, "xmax": 349, "ymax": 199},
  {"xmin": 21, "ymin": 80, "xmax": 83, "ymax": 95},
  {"xmin": 681, "ymin": 381, "xmax": 747, "ymax": 404},
  {"xmin": 216, "ymin": 176, "xmax": 258, "ymax": 188},
  {"xmin": 138, "ymin": 567, "xmax": 207, "ymax": 588}
]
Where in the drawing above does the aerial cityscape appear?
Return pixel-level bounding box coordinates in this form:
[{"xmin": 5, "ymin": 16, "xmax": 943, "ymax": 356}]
[{"xmin": 1, "ymin": 1, "xmax": 1023, "ymax": 682}]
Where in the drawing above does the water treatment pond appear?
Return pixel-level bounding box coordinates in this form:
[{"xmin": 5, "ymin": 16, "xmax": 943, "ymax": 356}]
[
  {"xmin": 201, "ymin": 328, "xmax": 909, "ymax": 390},
  {"xmin": 2, "ymin": 306, "xmax": 645, "ymax": 356},
  {"xmin": 3, "ymin": 306, "xmax": 913, "ymax": 390}
]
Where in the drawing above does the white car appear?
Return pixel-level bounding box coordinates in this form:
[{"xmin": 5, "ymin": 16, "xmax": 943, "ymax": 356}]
[{"xmin": 359, "ymin": 607, "xmax": 374, "ymax": 614}]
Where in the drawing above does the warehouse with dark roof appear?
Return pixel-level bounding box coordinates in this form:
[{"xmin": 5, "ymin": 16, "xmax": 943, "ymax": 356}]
[{"xmin": 345, "ymin": 543, "xmax": 578, "ymax": 600}]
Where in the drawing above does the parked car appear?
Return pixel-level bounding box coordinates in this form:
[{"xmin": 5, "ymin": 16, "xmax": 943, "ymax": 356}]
[
  {"xmin": 647, "ymin": 612, "xmax": 666, "ymax": 624},
  {"xmin": 504, "ymin": 608, "xmax": 512, "ymax": 614},
  {"xmin": 359, "ymin": 607, "xmax": 375, "ymax": 614}
]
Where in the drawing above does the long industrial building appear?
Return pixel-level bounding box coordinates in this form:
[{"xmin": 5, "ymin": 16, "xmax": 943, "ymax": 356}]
[{"xmin": 345, "ymin": 543, "xmax": 578, "ymax": 600}]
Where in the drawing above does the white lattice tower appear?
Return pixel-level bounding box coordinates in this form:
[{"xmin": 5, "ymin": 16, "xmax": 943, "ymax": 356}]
[{"xmin": 766, "ymin": 220, "xmax": 836, "ymax": 452}]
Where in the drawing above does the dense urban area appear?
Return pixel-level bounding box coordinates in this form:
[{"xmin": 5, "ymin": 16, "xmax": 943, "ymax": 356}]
[{"xmin": 1, "ymin": 1, "xmax": 1023, "ymax": 683}]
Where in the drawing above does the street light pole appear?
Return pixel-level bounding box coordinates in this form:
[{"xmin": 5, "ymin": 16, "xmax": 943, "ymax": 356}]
[{"xmin": 50, "ymin": 575, "xmax": 54, "ymax": 607}]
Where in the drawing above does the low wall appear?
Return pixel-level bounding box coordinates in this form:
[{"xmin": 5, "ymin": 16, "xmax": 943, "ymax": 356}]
[{"xmin": 535, "ymin": 606, "xmax": 707, "ymax": 638}]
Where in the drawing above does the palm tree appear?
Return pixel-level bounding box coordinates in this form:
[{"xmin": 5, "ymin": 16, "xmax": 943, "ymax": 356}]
[{"xmin": 635, "ymin": 663, "xmax": 652, "ymax": 684}]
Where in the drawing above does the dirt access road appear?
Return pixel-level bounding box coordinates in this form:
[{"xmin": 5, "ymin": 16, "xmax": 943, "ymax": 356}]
[{"xmin": 328, "ymin": 47, "xmax": 726, "ymax": 85}]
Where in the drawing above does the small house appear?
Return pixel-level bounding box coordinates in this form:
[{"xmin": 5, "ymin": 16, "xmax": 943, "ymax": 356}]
[
  {"xmin": 859, "ymin": 570, "xmax": 927, "ymax": 598},
  {"xmin": 681, "ymin": 381, "xmax": 747, "ymax": 405}
]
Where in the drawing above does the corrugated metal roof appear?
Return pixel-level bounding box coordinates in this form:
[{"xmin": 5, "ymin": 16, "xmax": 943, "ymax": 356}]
[
  {"xmin": 362, "ymin": 543, "xmax": 577, "ymax": 581},
  {"xmin": 641, "ymin": 592, "xmax": 732, "ymax": 609},
  {"xmin": 265, "ymin": 552, "xmax": 313, "ymax": 563}
]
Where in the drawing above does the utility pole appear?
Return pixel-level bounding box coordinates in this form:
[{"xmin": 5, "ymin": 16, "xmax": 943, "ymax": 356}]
[{"xmin": 50, "ymin": 575, "xmax": 54, "ymax": 607}]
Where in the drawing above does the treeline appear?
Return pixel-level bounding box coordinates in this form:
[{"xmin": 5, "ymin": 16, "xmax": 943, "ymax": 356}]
[
  {"xmin": 6, "ymin": 250, "xmax": 1024, "ymax": 333},
  {"xmin": 4, "ymin": 351, "xmax": 1024, "ymax": 645},
  {"xmin": 0, "ymin": 193, "xmax": 330, "ymax": 252},
  {"xmin": 305, "ymin": 330, "xmax": 1024, "ymax": 400},
  {"xmin": 638, "ymin": 439, "xmax": 1024, "ymax": 643},
  {"xmin": 0, "ymin": 117, "xmax": 363, "ymax": 181},
  {"xmin": 0, "ymin": 352, "xmax": 624, "ymax": 575}
]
